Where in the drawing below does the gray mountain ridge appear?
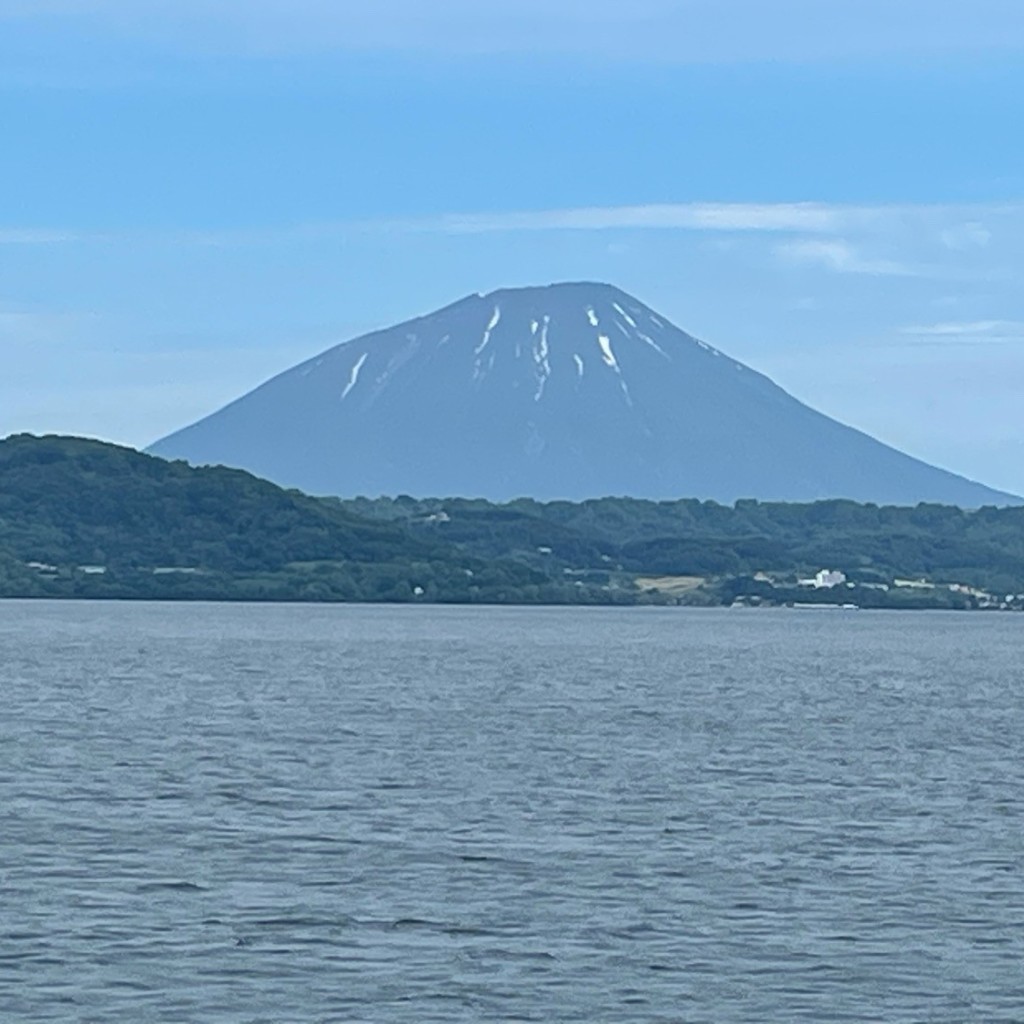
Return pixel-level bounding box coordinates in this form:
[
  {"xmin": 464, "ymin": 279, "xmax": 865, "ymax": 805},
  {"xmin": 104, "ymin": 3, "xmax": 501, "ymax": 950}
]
[{"xmin": 149, "ymin": 282, "xmax": 1021, "ymax": 507}]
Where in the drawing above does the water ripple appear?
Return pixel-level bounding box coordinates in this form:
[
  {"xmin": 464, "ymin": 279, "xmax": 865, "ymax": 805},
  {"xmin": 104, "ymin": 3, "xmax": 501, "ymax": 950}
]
[{"xmin": 2, "ymin": 602, "xmax": 1023, "ymax": 1022}]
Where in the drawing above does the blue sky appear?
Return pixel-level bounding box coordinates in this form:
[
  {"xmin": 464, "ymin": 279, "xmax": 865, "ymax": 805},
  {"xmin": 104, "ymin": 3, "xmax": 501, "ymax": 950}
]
[{"xmin": 3, "ymin": 0, "xmax": 1024, "ymax": 494}]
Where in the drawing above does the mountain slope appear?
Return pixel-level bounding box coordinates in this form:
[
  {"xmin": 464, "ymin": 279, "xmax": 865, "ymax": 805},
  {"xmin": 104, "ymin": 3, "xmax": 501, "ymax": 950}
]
[{"xmin": 149, "ymin": 282, "xmax": 1019, "ymax": 506}]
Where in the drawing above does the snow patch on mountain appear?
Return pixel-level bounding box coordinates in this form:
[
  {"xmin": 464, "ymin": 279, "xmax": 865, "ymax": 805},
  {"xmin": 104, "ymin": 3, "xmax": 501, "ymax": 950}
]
[
  {"xmin": 533, "ymin": 315, "xmax": 552, "ymax": 401},
  {"xmin": 475, "ymin": 306, "xmax": 501, "ymax": 355},
  {"xmin": 597, "ymin": 334, "xmax": 618, "ymax": 369},
  {"xmin": 340, "ymin": 352, "xmax": 368, "ymax": 400},
  {"xmin": 613, "ymin": 302, "xmax": 637, "ymax": 328}
]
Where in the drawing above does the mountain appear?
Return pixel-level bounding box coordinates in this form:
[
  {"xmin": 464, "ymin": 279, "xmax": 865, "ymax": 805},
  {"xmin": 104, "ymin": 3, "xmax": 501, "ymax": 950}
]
[{"xmin": 149, "ymin": 282, "xmax": 1020, "ymax": 506}]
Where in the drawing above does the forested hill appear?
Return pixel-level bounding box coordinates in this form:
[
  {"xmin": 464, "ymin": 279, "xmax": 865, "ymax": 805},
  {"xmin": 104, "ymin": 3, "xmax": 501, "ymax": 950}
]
[
  {"xmin": 3, "ymin": 435, "xmax": 1023, "ymax": 607},
  {"xmin": 0, "ymin": 435, "xmax": 584, "ymax": 603},
  {"xmin": 340, "ymin": 494, "xmax": 1024, "ymax": 601}
]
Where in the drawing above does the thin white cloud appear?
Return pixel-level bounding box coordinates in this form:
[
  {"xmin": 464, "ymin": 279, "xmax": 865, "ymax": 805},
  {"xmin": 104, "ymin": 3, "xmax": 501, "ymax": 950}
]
[
  {"xmin": 2, "ymin": 0, "xmax": 1023, "ymax": 61},
  {"xmin": 775, "ymin": 239, "xmax": 918, "ymax": 277},
  {"xmin": 397, "ymin": 202, "xmax": 845, "ymax": 235},
  {"xmin": 0, "ymin": 228, "xmax": 80, "ymax": 244},
  {"xmin": 900, "ymin": 319, "xmax": 1024, "ymax": 338},
  {"xmin": 940, "ymin": 222, "xmax": 993, "ymax": 250},
  {"xmin": 0, "ymin": 202, "xmax": 857, "ymax": 249},
  {"xmin": 382, "ymin": 201, "xmax": 1023, "ymax": 246},
  {"xmin": 3, "ymin": 200, "xmax": 1021, "ymax": 271}
]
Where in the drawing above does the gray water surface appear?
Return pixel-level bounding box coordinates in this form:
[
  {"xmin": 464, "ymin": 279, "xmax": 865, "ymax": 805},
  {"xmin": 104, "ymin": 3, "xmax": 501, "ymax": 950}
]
[{"xmin": 2, "ymin": 602, "xmax": 1023, "ymax": 1022}]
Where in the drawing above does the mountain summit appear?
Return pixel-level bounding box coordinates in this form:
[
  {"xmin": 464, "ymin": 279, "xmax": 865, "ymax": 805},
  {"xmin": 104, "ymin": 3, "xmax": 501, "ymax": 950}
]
[{"xmin": 149, "ymin": 282, "xmax": 1019, "ymax": 506}]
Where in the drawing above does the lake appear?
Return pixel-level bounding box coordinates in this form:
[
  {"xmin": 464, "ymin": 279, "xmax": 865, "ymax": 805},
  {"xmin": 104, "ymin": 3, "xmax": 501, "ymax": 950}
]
[{"xmin": 2, "ymin": 602, "xmax": 1022, "ymax": 1022}]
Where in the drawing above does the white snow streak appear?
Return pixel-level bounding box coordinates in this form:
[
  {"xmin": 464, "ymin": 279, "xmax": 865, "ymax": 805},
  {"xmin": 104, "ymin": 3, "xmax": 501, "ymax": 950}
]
[
  {"xmin": 612, "ymin": 303, "xmax": 637, "ymax": 328},
  {"xmin": 586, "ymin": 307, "xmax": 599, "ymax": 327},
  {"xmin": 340, "ymin": 352, "xmax": 368, "ymax": 400},
  {"xmin": 473, "ymin": 306, "xmax": 502, "ymax": 380},
  {"xmin": 534, "ymin": 315, "xmax": 552, "ymax": 401},
  {"xmin": 596, "ymin": 332, "xmax": 633, "ymax": 405},
  {"xmin": 573, "ymin": 354, "xmax": 584, "ymax": 377},
  {"xmin": 637, "ymin": 331, "xmax": 670, "ymax": 358},
  {"xmin": 475, "ymin": 306, "xmax": 501, "ymax": 355},
  {"xmin": 597, "ymin": 334, "xmax": 618, "ymax": 369},
  {"xmin": 536, "ymin": 318, "xmax": 550, "ymax": 364}
]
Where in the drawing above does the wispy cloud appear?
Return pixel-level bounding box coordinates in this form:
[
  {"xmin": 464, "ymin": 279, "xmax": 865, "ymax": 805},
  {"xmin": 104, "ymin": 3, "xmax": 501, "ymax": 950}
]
[
  {"xmin": 395, "ymin": 202, "xmax": 845, "ymax": 235},
  {"xmin": 2, "ymin": 200, "xmax": 1021, "ymax": 298},
  {"xmin": 900, "ymin": 319, "xmax": 1024, "ymax": 340},
  {"xmin": 940, "ymin": 222, "xmax": 993, "ymax": 250},
  {"xmin": 0, "ymin": 202, "xmax": 857, "ymax": 248},
  {"xmin": 384, "ymin": 201, "xmax": 1024, "ymax": 253},
  {"xmin": 775, "ymin": 239, "xmax": 918, "ymax": 276},
  {"xmin": 0, "ymin": 228, "xmax": 80, "ymax": 245},
  {"xmin": 2, "ymin": 0, "xmax": 1023, "ymax": 61}
]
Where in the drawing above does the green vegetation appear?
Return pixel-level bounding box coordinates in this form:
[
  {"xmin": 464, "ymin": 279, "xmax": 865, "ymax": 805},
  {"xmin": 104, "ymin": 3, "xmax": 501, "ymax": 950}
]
[
  {"xmin": 0, "ymin": 436, "xmax": 626, "ymax": 604},
  {"xmin": 3, "ymin": 435, "xmax": 1023, "ymax": 608},
  {"xmin": 340, "ymin": 495, "xmax": 1024, "ymax": 609}
]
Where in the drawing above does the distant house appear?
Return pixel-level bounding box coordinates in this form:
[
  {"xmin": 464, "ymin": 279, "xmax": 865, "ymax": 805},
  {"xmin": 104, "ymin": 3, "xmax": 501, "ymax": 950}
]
[
  {"xmin": 26, "ymin": 561, "xmax": 58, "ymax": 574},
  {"xmin": 817, "ymin": 569, "xmax": 846, "ymax": 589},
  {"xmin": 894, "ymin": 578, "xmax": 936, "ymax": 590},
  {"xmin": 798, "ymin": 569, "xmax": 847, "ymax": 589}
]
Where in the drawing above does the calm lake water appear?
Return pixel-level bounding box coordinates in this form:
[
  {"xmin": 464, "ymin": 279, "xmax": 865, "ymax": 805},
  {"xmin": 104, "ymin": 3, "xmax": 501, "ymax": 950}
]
[{"xmin": 2, "ymin": 601, "xmax": 1023, "ymax": 1022}]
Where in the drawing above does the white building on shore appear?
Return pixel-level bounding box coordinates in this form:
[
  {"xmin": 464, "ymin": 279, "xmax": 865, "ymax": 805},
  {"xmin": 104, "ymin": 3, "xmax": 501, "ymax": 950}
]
[{"xmin": 798, "ymin": 569, "xmax": 848, "ymax": 589}]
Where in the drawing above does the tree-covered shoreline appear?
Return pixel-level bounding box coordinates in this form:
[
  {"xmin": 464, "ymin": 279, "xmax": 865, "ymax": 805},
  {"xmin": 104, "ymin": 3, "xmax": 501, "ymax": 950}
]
[{"xmin": 2, "ymin": 435, "xmax": 1022, "ymax": 609}]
